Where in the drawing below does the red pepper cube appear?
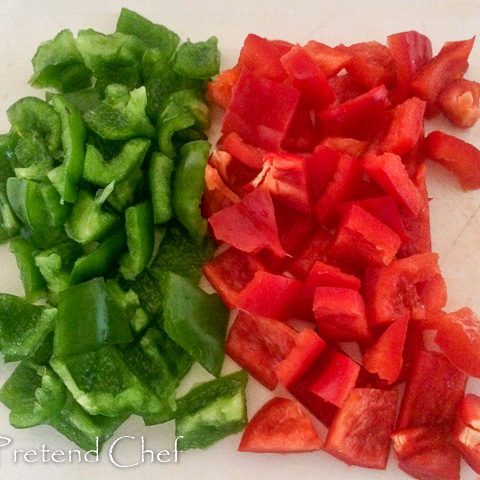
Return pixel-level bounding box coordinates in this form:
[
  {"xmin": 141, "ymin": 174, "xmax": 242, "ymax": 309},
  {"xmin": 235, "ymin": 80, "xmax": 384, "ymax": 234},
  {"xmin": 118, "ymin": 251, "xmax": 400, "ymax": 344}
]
[
  {"xmin": 206, "ymin": 67, "xmax": 241, "ymax": 110},
  {"xmin": 309, "ymin": 349, "xmax": 360, "ymax": 407},
  {"xmin": 425, "ymin": 130, "xmax": 480, "ymax": 190},
  {"xmin": 262, "ymin": 152, "xmax": 312, "ymax": 213},
  {"xmin": 238, "ymin": 397, "xmax": 323, "ymax": 453},
  {"xmin": 377, "ymin": 97, "xmax": 426, "ymax": 156},
  {"xmin": 236, "ymin": 271, "xmax": 303, "ymax": 321},
  {"xmin": 218, "ymin": 132, "xmax": 265, "ymax": 170},
  {"xmin": 453, "ymin": 394, "xmax": 480, "ymax": 474},
  {"xmin": 410, "ymin": 37, "xmax": 475, "ymax": 103},
  {"xmin": 330, "ymin": 204, "xmax": 402, "ymax": 267},
  {"xmin": 222, "ymin": 69, "xmax": 300, "ymax": 151},
  {"xmin": 314, "ymin": 154, "xmax": 362, "ymax": 224},
  {"xmin": 338, "ymin": 41, "xmax": 396, "ymax": 90},
  {"xmin": 387, "ymin": 31, "xmax": 433, "ymax": 104},
  {"xmin": 281, "ymin": 107, "xmax": 317, "ymax": 153},
  {"xmin": 202, "ymin": 164, "xmax": 241, "ymax": 217},
  {"xmin": 328, "ymin": 73, "xmax": 367, "ymax": 104},
  {"xmin": 434, "ymin": 307, "xmax": 480, "ymax": 378},
  {"xmin": 392, "ymin": 426, "xmax": 461, "ymax": 480},
  {"xmin": 396, "ymin": 350, "xmax": 467, "ymax": 430},
  {"xmin": 237, "ymin": 33, "xmax": 287, "ymax": 81},
  {"xmin": 280, "ymin": 45, "xmax": 335, "ymax": 109},
  {"xmin": 203, "ymin": 247, "xmax": 265, "ymax": 309},
  {"xmin": 317, "ymin": 84, "xmax": 391, "ymax": 140},
  {"xmin": 318, "ymin": 136, "xmax": 368, "ymax": 157},
  {"xmin": 361, "ymin": 152, "xmax": 423, "ymax": 216},
  {"xmin": 208, "ymin": 188, "xmax": 285, "ymax": 257},
  {"xmin": 307, "ymin": 145, "xmax": 342, "ymax": 201},
  {"xmin": 226, "ymin": 311, "xmax": 297, "ymax": 390},
  {"xmin": 275, "ymin": 328, "xmax": 326, "ymax": 388},
  {"xmin": 437, "ymin": 78, "xmax": 480, "ymax": 128},
  {"xmin": 364, "ymin": 252, "xmax": 444, "ymax": 327},
  {"xmin": 313, "ymin": 287, "xmax": 369, "ymax": 342},
  {"xmin": 303, "ymin": 41, "xmax": 352, "ymax": 78},
  {"xmin": 362, "ymin": 315, "xmax": 409, "ymax": 385},
  {"xmin": 324, "ymin": 388, "xmax": 398, "ymax": 469}
]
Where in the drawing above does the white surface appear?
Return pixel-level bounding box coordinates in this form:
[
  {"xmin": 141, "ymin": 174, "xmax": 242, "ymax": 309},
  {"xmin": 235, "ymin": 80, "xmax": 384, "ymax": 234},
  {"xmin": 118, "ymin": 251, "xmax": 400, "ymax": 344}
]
[{"xmin": 0, "ymin": 0, "xmax": 479, "ymax": 478}]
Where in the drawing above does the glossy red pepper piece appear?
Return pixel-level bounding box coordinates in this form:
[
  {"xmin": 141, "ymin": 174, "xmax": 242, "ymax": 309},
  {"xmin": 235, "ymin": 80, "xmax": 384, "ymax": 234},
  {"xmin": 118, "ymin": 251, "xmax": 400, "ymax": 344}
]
[
  {"xmin": 303, "ymin": 41, "xmax": 352, "ymax": 78},
  {"xmin": 328, "ymin": 73, "xmax": 366, "ymax": 104},
  {"xmin": 281, "ymin": 107, "xmax": 317, "ymax": 153},
  {"xmin": 218, "ymin": 131, "xmax": 265, "ymax": 170},
  {"xmin": 318, "ymin": 136, "xmax": 368, "ymax": 157},
  {"xmin": 206, "ymin": 67, "xmax": 241, "ymax": 110},
  {"xmin": 202, "ymin": 164, "xmax": 241, "ymax": 217}
]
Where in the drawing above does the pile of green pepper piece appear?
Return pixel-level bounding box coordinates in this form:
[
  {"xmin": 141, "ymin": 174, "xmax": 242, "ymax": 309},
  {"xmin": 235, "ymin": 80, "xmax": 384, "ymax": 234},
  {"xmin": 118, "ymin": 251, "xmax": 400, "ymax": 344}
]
[{"xmin": 0, "ymin": 8, "xmax": 248, "ymax": 452}]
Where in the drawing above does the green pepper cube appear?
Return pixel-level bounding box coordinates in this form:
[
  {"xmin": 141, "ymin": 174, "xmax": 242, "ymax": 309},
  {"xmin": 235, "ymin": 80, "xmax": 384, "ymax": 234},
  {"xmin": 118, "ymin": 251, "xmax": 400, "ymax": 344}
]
[
  {"xmin": 162, "ymin": 272, "xmax": 228, "ymax": 377},
  {"xmin": 14, "ymin": 133, "xmax": 53, "ymax": 181},
  {"xmin": 148, "ymin": 152, "xmax": 173, "ymax": 224},
  {"xmin": 175, "ymin": 370, "xmax": 248, "ymax": 450},
  {"xmin": 0, "ymin": 184, "xmax": 20, "ymax": 244},
  {"xmin": 173, "ymin": 37, "xmax": 220, "ymax": 79}
]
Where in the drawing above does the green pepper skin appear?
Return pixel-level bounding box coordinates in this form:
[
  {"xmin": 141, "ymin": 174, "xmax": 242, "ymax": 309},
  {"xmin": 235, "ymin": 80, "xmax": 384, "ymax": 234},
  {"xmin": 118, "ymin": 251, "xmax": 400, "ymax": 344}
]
[
  {"xmin": 172, "ymin": 140, "xmax": 210, "ymax": 242},
  {"xmin": 173, "ymin": 37, "xmax": 220, "ymax": 80},
  {"xmin": 0, "ymin": 184, "xmax": 20, "ymax": 244},
  {"xmin": 14, "ymin": 133, "xmax": 53, "ymax": 181},
  {"xmin": 119, "ymin": 201, "xmax": 154, "ymax": 281},
  {"xmin": 10, "ymin": 237, "xmax": 46, "ymax": 302},
  {"xmin": 148, "ymin": 152, "xmax": 173, "ymax": 224},
  {"xmin": 162, "ymin": 272, "xmax": 228, "ymax": 377},
  {"xmin": 49, "ymin": 94, "xmax": 86, "ymax": 203},
  {"xmin": 175, "ymin": 370, "xmax": 248, "ymax": 450}
]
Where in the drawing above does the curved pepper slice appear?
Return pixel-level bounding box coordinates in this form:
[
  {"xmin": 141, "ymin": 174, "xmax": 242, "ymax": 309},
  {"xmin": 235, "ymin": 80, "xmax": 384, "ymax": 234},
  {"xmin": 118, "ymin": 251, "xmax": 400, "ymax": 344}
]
[
  {"xmin": 0, "ymin": 184, "xmax": 20, "ymax": 244},
  {"xmin": 148, "ymin": 152, "xmax": 174, "ymax": 224},
  {"xmin": 173, "ymin": 36, "xmax": 220, "ymax": 80},
  {"xmin": 14, "ymin": 133, "xmax": 53, "ymax": 181}
]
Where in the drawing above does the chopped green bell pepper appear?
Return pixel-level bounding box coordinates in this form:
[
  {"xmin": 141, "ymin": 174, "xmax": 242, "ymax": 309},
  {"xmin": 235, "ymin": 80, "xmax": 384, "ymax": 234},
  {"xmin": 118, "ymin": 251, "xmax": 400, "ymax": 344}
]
[
  {"xmin": 0, "ymin": 132, "xmax": 18, "ymax": 181},
  {"xmin": 0, "ymin": 184, "xmax": 20, "ymax": 243},
  {"xmin": 130, "ymin": 271, "xmax": 164, "ymax": 317},
  {"xmin": 172, "ymin": 140, "xmax": 210, "ymax": 242},
  {"xmin": 14, "ymin": 133, "xmax": 53, "ymax": 181},
  {"xmin": 173, "ymin": 36, "xmax": 220, "ymax": 80},
  {"xmin": 175, "ymin": 370, "xmax": 248, "ymax": 450},
  {"xmin": 63, "ymin": 88, "xmax": 102, "ymax": 114},
  {"xmin": 162, "ymin": 272, "xmax": 228, "ymax": 377},
  {"xmin": 107, "ymin": 166, "xmax": 144, "ymax": 211},
  {"xmin": 148, "ymin": 152, "xmax": 173, "ymax": 224}
]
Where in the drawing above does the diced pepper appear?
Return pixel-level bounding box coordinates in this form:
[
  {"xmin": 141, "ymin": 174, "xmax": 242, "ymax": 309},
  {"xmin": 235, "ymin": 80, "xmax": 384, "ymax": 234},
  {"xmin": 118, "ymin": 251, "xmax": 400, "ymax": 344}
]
[
  {"xmin": 425, "ymin": 130, "xmax": 480, "ymax": 190},
  {"xmin": 328, "ymin": 73, "xmax": 367, "ymax": 104},
  {"xmin": 238, "ymin": 397, "xmax": 323, "ymax": 453},
  {"xmin": 313, "ymin": 287, "xmax": 369, "ymax": 342},
  {"xmin": 324, "ymin": 388, "xmax": 398, "ymax": 469},
  {"xmin": 173, "ymin": 36, "xmax": 220, "ymax": 80},
  {"xmin": 119, "ymin": 201, "xmax": 154, "ymax": 281},
  {"xmin": 304, "ymin": 41, "xmax": 352, "ymax": 77},
  {"xmin": 437, "ymin": 78, "xmax": 480, "ymax": 127},
  {"xmin": 318, "ymin": 136, "xmax": 368, "ymax": 157},
  {"xmin": 172, "ymin": 140, "xmax": 210, "ymax": 242},
  {"xmin": 236, "ymin": 271, "xmax": 302, "ymax": 321},
  {"xmin": 149, "ymin": 152, "xmax": 174, "ymax": 224},
  {"xmin": 162, "ymin": 272, "xmax": 228, "ymax": 377},
  {"xmin": 0, "ymin": 183, "xmax": 20, "ymax": 243},
  {"xmin": 281, "ymin": 106, "xmax": 317, "ymax": 153},
  {"xmin": 206, "ymin": 67, "xmax": 240, "ymax": 110},
  {"xmin": 202, "ymin": 164, "xmax": 241, "ymax": 217},
  {"xmin": 14, "ymin": 133, "xmax": 54, "ymax": 181},
  {"xmin": 218, "ymin": 132, "xmax": 265, "ymax": 170},
  {"xmin": 175, "ymin": 370, "xmax": 248, "ymax": 450},
  {"xmin": 396, "ymin": 350, "xmax": 467, "ymax": 430}
]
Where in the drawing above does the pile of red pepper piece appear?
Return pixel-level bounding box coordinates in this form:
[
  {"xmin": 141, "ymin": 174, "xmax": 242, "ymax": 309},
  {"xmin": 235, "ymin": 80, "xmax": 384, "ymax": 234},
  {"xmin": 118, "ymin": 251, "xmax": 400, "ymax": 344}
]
[{"xmin": 201, "ymin": 30, "xmax": 480, "ymax": 479}]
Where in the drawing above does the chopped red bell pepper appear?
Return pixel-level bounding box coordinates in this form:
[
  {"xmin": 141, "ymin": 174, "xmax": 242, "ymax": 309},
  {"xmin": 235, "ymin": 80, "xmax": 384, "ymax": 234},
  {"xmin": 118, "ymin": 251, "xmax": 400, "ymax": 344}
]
[
  {"xmin": 281, "ymin": 45, "xmax": 335, "ymax": 109},
  {"xmin": 313, "ymin": 286, "xmax": 369, "ymax": 342},
  {"xmin": 206, "ymin": 67, "xmax": 241, "ymax": 110},
  {"xmin": 274, "ymin": 328, "xmax": 326, "ymax": 388},
  {"xmin": 338, "ymin": 41, "xmax": 396, "ymax": 90},
  {"xmin": 281, "ymin": 107, "xmax": 317, "ymax": 153},
  {"xmin": 328, "ymin": 73, "xmax": 366, "ymax": 104},
  {"xmin": 262, "ymin": 152, "xmax": 311, "ymax": 213},
  {"xmin": 362, "ymin": 315, "xmax": 409, "ymax": 384},
  {"xmin": 238, "ymin": 397, "xmax": 323, "ymax": 453},
  {"xmin": 236, "ymin": 271, "xmax": 303, "ymax": 320},
  {"xmin": 329, "ymin": 204, "xmax": 402, "ymax": 267},
  {"xmin": 203, "ymin": 247, "xmax": 265, "ymax": 309},
  {"xmin": 361, "ymin": 152, "xmax": 423, "ymax": 216},
  {"xmin": 202, "ymin": 164, "xmax": 241, "ymax": 217},
  {"xmin": 303, "ymin": 41, "xmax": 352, "ymax": 78},
  {"xmin": 410, "ymin": 37, "xmax": 475, "ymax": 103},
  {"xmin": 396, "ymin": 350, "xmax": 467, "ymax": 430},
  {"xmin": 437, "ymin": 78, "xmax": 480, "ymax": 128},
  {"xmin": 269, "ymin": 39, "xmax": 294, "ymax": 57},
  {"xmin": 226, "ymin": 311, "xmax": 297, "ymax": 390},
  {"xmin": 317, "ymin": 85, "xmax": 390, "ymax": 140},
  {"xmin": 222, "ymin": 68, "xmax": 300, "ymax": 151},
  {"xmin": 392, "ymin": 425, "xmax": 461, "ymax": 480},
  {"xmin": 318, "ymin": 136, "xmax": 368, "ymax": 157},
  {"xmin": 209, "ymin": 188, "xmax": 285, "ymax": 257},
  {"xmin": 324, "ymin": 388, "xmax": 398, "ymax": 469},
  {"xmin": 309, "ymin": 349, "xmax": 360, "ymax": 407},
  {"xmin": 218, "ymin": 132, "xmax": 265, "ymax": 170},
  {"xmin": 425, "ymin": 130, "xmax": 480, "ymax": 190},
  {"xmin": 237, "ymin": 33, "xmax": 287, "ymax": 81},
  {"xmin": 307, "ymin": 145, "xmax": 342, "ymax": 201}
]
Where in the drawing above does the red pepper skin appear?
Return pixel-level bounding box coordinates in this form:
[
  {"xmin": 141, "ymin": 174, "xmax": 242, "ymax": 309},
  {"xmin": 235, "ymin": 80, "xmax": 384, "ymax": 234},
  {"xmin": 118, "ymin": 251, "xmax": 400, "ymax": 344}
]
[
  {"xmin": 396, "ymin": 350, "xmax": 467, "ymax": 430},
  {"xmin": 313, "ymin": 286, "xmax": 369, "ymax": 342},
  {"xmin": 324, "ymin": 388, "xmax": 398, "ymax": 469},
  {"xmin": 387, "ymin": 31, "xmax": 433, "ymax": 103},
  {"xmin": 236, "ymin": 271, "xmax": 303, "ymax": 321},
  {"xmin": 222, "ymin": 69, "xmax": 300, "ymax": 151},
  {"xmin": 437, "ymin": 78, "xmax": 480, "ymax": 128},
  {"xmin": 206, "ymin": 67, "xmax": 241, "ymax": 110},
  {"xmin": 208, "ymin": 188, "xmax": 285, "ymax": 257},
  {"xmin": 318, "ymin": 136, "xmax": 368, "ymax": 157},
  {"xmin": 362, "ymin": 152, "xmax": 422, "ymax": 216},
  {"xmin": 304, "ymin": 41, "xmax": 352, "ymax": 78},
  {"xmin": 363, "ymin": 315, "xmax": 409, "ymax": 384},
  {"xmin": 275, "ymin": 329, "xmax": 326, "ymax": 388},
  {"xmin": 281, "ymin": 107, "xmax": 317, "ymax": 153},
  {"xmin": 202, "ymin": 164, "xmax": 241, "ymax": 217},
  {"xmin": 425, "ymin": 130, "xmax": 480, "ymax": 190},
  {"xmin": 218, "ymin": 132, "xmax": 265, "ymax": 170},
  {"xmin": 226, "ymin": 311, "xmax": 297, "ymax": 390},
  {"xmin": 203, "ymin": 247, "xmax": 265, "ymax": 309},
  {"xmin": 328, "ymin": 73, "xmax": 367, "ymax": 104},
  {"xmin": 377, "ymin": 97, "xmax": 426, "ymax": 155},
  {"xmin": 238, "ymin": 397, "xmax": 323, "ymax": 453},
  {"xmin": 281, "ymin": 45, "xmax": 335, "ymax": 109},
  {"xmin": 317, "ymin": 85, "xmax": 390, "ymax": 140},
  {"xmin": 307, "ymin": 145, "xmax": 342, "ymax": 201},
  {"xmin": 309, "ymin": 349, "xmax": 360, "ymax": 408},
  {"xmin": 410, "ymin": 37, "xmax": 475, "ymax": 103},
  {"xmin": 330, "ymin": 204, "xmax": 401, "ymax": 267}
]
